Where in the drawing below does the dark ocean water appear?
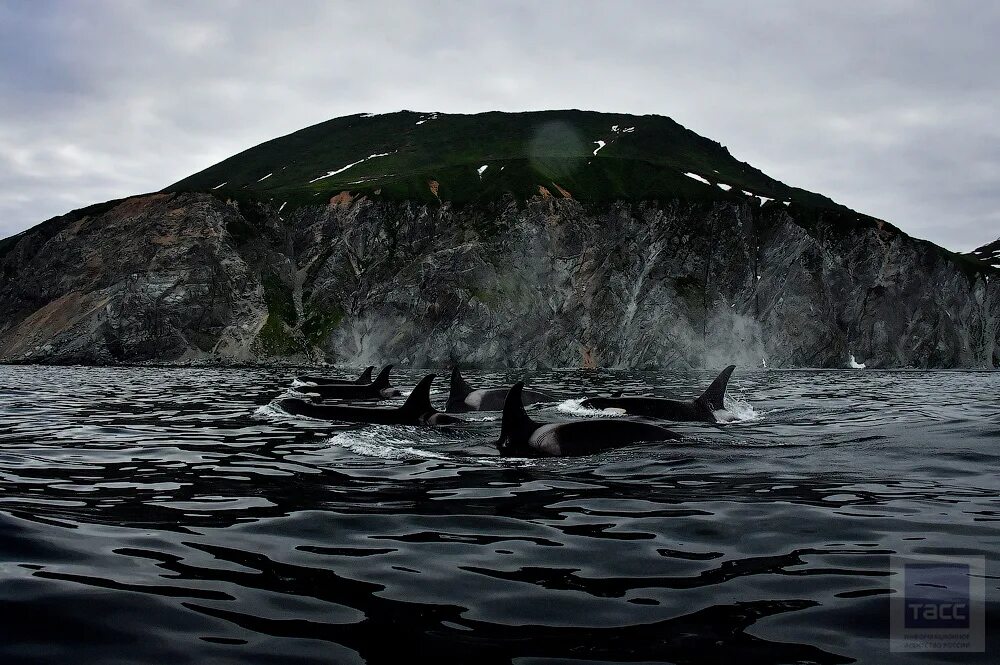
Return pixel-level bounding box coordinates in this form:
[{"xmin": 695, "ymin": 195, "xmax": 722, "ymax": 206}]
[{"xmin": 0, "ymin": 365, "xmax": 996, "ymax": 664}]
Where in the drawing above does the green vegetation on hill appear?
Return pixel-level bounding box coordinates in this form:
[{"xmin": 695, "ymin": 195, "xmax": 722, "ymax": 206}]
[{"xmin": 165, "ymin": 110, "xmax": 846, "ymax": 211}]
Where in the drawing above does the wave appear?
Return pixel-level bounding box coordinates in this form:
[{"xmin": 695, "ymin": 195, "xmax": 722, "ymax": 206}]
[
  {"xmin": 556, "ymin": 399, "xmax": 625, "ymax": 417},
  {"xmin": 716, "ymin": 391, "xmax": 761, "ymax": 423},
  {"xmin": 328, "ymin": 426, "xmax": 454, "ymax": 461}
]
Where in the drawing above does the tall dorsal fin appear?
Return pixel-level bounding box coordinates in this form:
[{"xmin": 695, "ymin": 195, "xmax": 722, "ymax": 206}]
[
  {"xmin": 448, "ymin": 366, "xmax": 475, "ymax": 405},
  {"xmin": 498, "ymin": 382, "xmax": 540, "ymax": 450},
  {"xmin": 356, "ymin": 366, "xmax": 374, "ymax": 384},
  {"xmin": 400, "ymin": 374, "xmax": 436, "ymax": 416},
  {"xmin": 372, "ymin": 365, "xmax": 393, "ymax": 388},
  {"xmin": 695, "ymin": 365, "xmax": 736, "ymax": 411}
]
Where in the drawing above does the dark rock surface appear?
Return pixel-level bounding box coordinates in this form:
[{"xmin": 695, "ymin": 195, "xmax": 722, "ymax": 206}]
[{"xmin": 1, "ymin": 191, "xmax": 997, "ymax": 368}]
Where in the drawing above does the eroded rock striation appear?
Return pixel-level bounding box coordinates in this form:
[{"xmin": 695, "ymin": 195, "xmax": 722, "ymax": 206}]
[{"xmin": 2, "ymin": 189, "xmax": 996, "ymax": 368}]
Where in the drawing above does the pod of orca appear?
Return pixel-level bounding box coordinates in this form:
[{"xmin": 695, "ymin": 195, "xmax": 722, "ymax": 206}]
[
  {"xmin": 297, "ymin": 365, "xmax": 374, "ymax": 386},
  {"xmin": 293, "ymin": 365, "xmax": 400, "ymax": 400},
  {"xmin": 276, "ymin": 364, "xmax": 739, "ymax": 457}
]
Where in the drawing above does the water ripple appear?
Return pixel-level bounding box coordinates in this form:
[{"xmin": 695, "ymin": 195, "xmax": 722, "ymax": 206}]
[{"xmin": 0, "ymin": 365, "xmax": 997, "ymax": 663}]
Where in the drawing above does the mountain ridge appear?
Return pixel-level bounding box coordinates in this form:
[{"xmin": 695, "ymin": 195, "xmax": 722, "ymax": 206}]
[
  {"xmin": 967, "ymin": 237, "xmax": 1000, "ymax": 269},
  {"xmin": 166, "ymin": 110, "xmax": 848, "ymax": 211},
  {"xmin": 0, "ymin": 110, "xmax": 996, "ymax": 367}
]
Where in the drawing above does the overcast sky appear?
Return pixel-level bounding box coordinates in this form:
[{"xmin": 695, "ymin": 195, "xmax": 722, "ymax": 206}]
[{"xmin": 1, "ymin": 1, "xmax": 997, "ymax": 251}]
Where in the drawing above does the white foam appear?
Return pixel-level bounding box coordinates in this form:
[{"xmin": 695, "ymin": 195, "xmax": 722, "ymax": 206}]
[
  {"xmin": 684, "ymin": 172, "xmax": 710, "ymax": 185},
  {"xmin": 715, "ymin": 392, "xmax": 761, "ymax": 423},
  {"xmin": 593, "ymin": 140, "xmax": 606, "ymax": 156},
  {"xmin": 211, "ymin": 182, "xmax": 227, "ymax": 190},
  {"xmin": 253, "ymin": 401, "xmax": 327, "ymax": 423},
  {"xmin": 291, "ymin": 378, "xmax": 316, "ymax": 388},
  {"xmin": 717, "ymin": 183, "xmax": 732, "ymax": 191},
  {"xmin": 611, "ymin": 125, "xmax": 619, "ymax": 131},
  {"xmin": 477, "ymin": 165, "xmax": 488, "ymax": 177},
  {"xmin": 360, "ymin": 113, "xmax": 377, "ymax": 118},
  {"xmin": 848, "ymin": 354, "xmax": 866, "ymax": 369},
  {"xmin": 288, "ymin": 387, "xmax": 320, "ymax": 398},
  {"xmin": 278, "ymin": 202, "xmax": 287, "ymax": 213},
  {"xmin": 330, "ymin": 427, "xmax": 452, "ymax": 460},
  {"xmin": 415, "ymin": 113, "xmax": 439, "ymax": 125},
  {"xmin": 256, "ymin": 173, "xmax": 273, "ymax": 182},
  {"xmin": 622, "ymin": 127, "xmax": 635, "ymax": 133},
  {"xmin": 556, "ymin": 399, "xmax": 624, "ymax": 417}
]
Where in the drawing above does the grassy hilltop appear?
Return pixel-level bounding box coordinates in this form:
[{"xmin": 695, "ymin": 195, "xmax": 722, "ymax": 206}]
[{"xmin": 167, "ymin": 109, "xmax": 845, "ymax": 210}]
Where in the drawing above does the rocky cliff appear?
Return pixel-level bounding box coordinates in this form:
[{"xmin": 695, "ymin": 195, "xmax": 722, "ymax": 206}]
[
  {"xmin": 1, "ymin": 189, "xmax": 995, "ymax": 368},
  {"xmin": 1, "ymin": 110, "xmax": 996, "ymax": 368}
]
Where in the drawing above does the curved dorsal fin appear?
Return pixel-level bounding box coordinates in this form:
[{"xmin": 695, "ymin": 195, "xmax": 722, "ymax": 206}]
[
  {"xmin": 401, "ymin": 374, "xmax": 436, "ymax": 416},
  {"xmin": 695, "ymin": 365, "xmax": 736, "ymax": 411},
  {"xmin": 450, "ymin": 366, "xmax": 474, "ymax": 400},
  {"xmin": 372, "ymin": 365, "xmax": 393, "ymax": 388},
  {"xmin": 498, "ymin": 382, "xmax": 539, "ymax": 449},
  {"xmin": 357, "ymin": 366, "xmax": 374, "ymax": 384}
]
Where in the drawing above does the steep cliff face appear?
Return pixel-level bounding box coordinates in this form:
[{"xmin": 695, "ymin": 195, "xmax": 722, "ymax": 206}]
[
  {"xmin": 0, "ymin": 194, "xmax": 267, "ymax": 363},
  {"xmin": 2, "ymin": 190, "xmax": 995, "ymax": 368}
]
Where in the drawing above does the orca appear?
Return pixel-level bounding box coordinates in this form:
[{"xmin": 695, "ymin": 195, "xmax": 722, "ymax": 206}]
[
  {"xmin": 497, "ymin": 382, "xmax": 680, "ymax": 457},
  {"xmin": 297, "ymin": 365, "xmax": 375, "ymax": 386},
  {"xmin": 279, "ymin": 374, "xmax": 461, "ymax": 426},
  {"xmin": 579, "ymin": 365, "xmax": 736, "ymax": 423},
  {"xmin": 446, "ymin": 366, "xmax": 556, "ymax": 412},
  {"xmin": 294, "ymin": 365, "xmax": 400, "ymax": 400}
]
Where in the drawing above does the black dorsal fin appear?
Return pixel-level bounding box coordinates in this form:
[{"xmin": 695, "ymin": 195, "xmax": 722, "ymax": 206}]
[
  {"xmin": 356, "ymin": 366, "xmax": 374, "ymax": 384},
  {"xmin": 695, "ymin": 365, "xmax": 736, "ymax": 411},
  {"xmin": 447, "ymin": 366, "xmax": 475, "ymax": 407},
  {"xmin": 401, "ymin": 374, "xmax": 436, "ymax": 416},
  {"xmin": 372, "ymin": 365, "xmax": 393, "ymax": 388},
  {"xmin": 498, "ymin": 382, "xmax": 539, "ymax": 451}
]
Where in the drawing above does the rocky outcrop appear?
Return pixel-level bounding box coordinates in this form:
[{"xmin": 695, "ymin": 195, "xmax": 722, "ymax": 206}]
[
  {"xmin": 0, "ymin": 193, "xmax": 267, "ymax": 364},
  {"xmin": 0, "ymin": 191, "xmax": 996, "ymax": 368}
]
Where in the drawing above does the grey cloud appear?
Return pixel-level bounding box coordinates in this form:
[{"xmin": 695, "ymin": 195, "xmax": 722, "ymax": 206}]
[{"xmin": 0, "ymin": 0, "xmax": 997, "ymax": 250}]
